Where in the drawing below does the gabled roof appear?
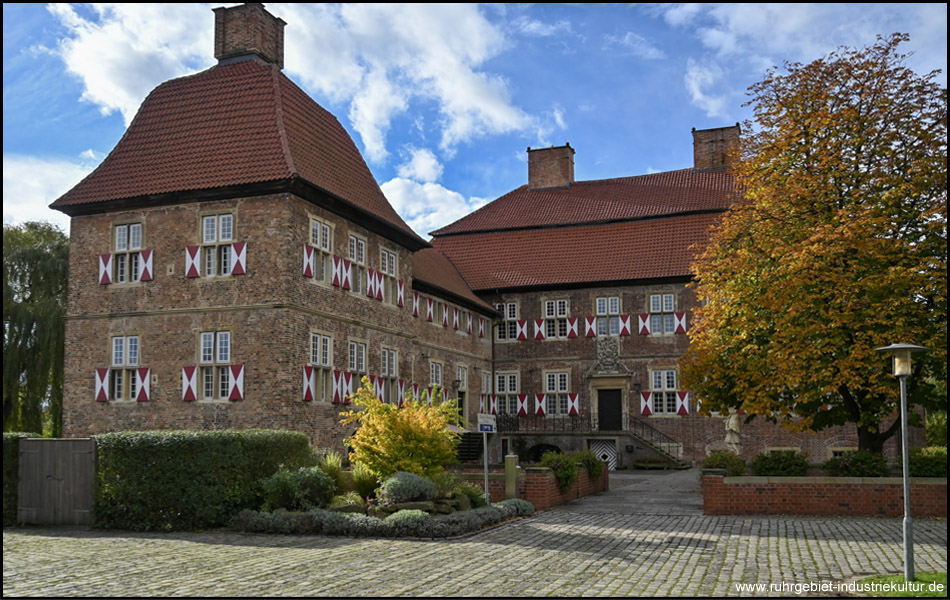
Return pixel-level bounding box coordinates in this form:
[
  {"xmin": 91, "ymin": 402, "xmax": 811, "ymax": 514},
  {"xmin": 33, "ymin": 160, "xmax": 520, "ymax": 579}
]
[
  {"xmin": 430, "ymin": 169, "xmax": 735, "ymax": 236},
  {"xmin": 50, "ymin": 59, "xmax": 424, "ymax": 247},
  {"xmin": 411, "ymin": 248, "xmax": 496, "ymax": 314}
]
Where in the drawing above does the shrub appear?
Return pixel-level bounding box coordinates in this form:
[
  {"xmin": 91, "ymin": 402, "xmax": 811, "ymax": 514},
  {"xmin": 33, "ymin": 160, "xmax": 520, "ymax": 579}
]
[
  {"xmin": 453, "ymin": 482, "xmax": 487, "ymax": 508},
  {"xmin": 432, "ymin": 471, "xmax": 462, "ymax": 497},
  {"xmin": 540, "ymin": 451, "xmax": 578, "ymax": 490},
  {"xmin": 926, "ymin": 411, "xmax": 947, "ymax": 447},
  {"xmin": 316, "ymin": 450, "xmax": 347, "ymax": 493},
  {"xmin": 909, "ymin": 447, "xmax": 948, "ymax": 477},
  {"xmin": 341, "ymin": 378, "xmax": 462, "ymax": 480},
  {"xmin": 495, "ymin": 498, "xmax": 535, "ymax": 517},
  {"xmin": 329, "ymin": 491, "xmax": 365, "ymax": 509},
  {"xmin": 3, "ymin": 432, "xmax": 38, "ymax": 527},
  {"xmin": 701, "ymin": 451, "xmax": 745, "ymax": 476},
  {"xmin": 574, "ymin": 450, "xmax": 605, "ymax": 480},
  {"xmin": 822, "ymin": 450, "xmax": 888, "ymax": 477},
  {"xmin": 386, "ymin": 509, "xmax": 430, "ymax": 525},
  {"xmin": 378, "ymin": 471, "xmax": 436, "ymax": 504},
  {"xmin": 262, "ymin": 467, "xmax": 336, "ymax": 512},
  {"xmin": 351, "ymin": 462, "xmax": 379, "ymax": 500},
  {"xmin": 94, "ymin": 429, "xmax": 314, "ymax": 531},
  {"xmin": 750, "ymin": 451, "xmax": 809, "ymax": 476}
]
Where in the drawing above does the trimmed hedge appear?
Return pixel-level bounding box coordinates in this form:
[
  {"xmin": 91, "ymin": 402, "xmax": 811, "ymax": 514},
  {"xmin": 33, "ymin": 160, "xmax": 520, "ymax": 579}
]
[
  {"xmin": 95, "ymin": 429, "xmax": 314, "ymax": 531},
  {"xmin": 701, "ymin": 451, "xmax": 745, "ymax": 477},
  {"xmin": 751, "ymin": 450, "xmax": 809, "ymax": 476},
  {"xmin": 231, "ymin": 498, "xmax": 535, "ymax": 538},
  {"xmin": 909, "ymin": 447, "xmax": 948, "ymax": 477},
  {"xmin": 821, "ymin": 450, "xmax": 888, "ymax": 478},
  {"xmin": 3, "ymin": 432, "xmax": 39, "ymax": 527}
]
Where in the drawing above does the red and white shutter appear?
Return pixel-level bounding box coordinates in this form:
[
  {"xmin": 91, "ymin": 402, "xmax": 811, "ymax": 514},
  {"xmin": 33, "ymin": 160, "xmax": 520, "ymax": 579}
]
[
  {"xmin": 517, "ymin": 394, "xmax": 528, "ymax": 416},
  {"xmin": 98, "ymin": 254, "xmax": 113, "ymax": 285},
  {"xmin": 303, "ymin": 244, "xmax": 315, "ymax": 278},
  {"xmin": 136, "ymin": 367, "xmax": 151, "ymax": 402},
  {"xmin": 567, "ymin": 317, "xmax": 579, "ymax": 338},
  {"xmin": 332, "ymin": 370, "xmax": 343, "ymax": 403},
  {"xmin": 619, "ymin": 315, "xmax": 631, "ymax": 336},
  {"xmin": 466, "ymin": 312, "xmax": 473, "ymax": 334},
  {"xmin": 412, "ymin": 383, "xmax": 421, "ymax": 403},
  {"xmin": 303, "ymin": 366, "xmax": 315, "ymax": 402},
  {"xmin": 375, "ymin": 271, "xmax": 385, "ymax": 301},
  {"xmin": 230, "ymin": 242, "xmax": 247, "ymax": 275},
  {"xmin": 374, "ymin": 376, "xmax": 385, "ymax": 401},
  {"xmin": 478, "ymin": 317, "xmax": 485, "ymax": 338},
  {"xmin": 479, "ymin": 394, "xmax": 485, "ymax": 414},
  {"xmin": 331, "ymin": 256, "xmax": 342, "ymax": 287},
  {"xmin": 638, "ymin": 314, "xmax": 651, "ymax": 335},
  {"xmin": 674, "ymin": 312, "xmax": 688, "ymax": 334},
  {"xmin": 585, "ymin": 317, "xmax": 597, "ymax": 337},
  {"xmin": 426, "ymin": 298, "xmax": 434, "ymax": 322},
  {"xmin": 489, "ymin": 395, "xmax": 498, "ymax": 415},
  {"xmin": 453, "ymin": 308, "xmax": 460, "ymax": 330},
  {"xmin": 534, "ymin": 319, "xmax": 546, "ymax": 340},
  {"xmin": 442, "ymin": 306, "xmax": 449, "ymax": 328},
  {"xmin": 139, "ymin": 250, "xmax": 154, "ymax": 281},
  {"xmin": 95, "ymin": 368, "xmax": 109, "ymax": 402},
  {"xmin": 342, "ymin": 372, "xmax": 353, "ymax": 404},
  {"xmin": 185, "ymin": 246, "xmax": 202, "ymax": 278},
  {"xmin": 341, "ymin": 259, "xmax": 352, "ymax": 290},
  {"xmin": 567, "ymin": 392, "xmax": 579, "ymax": 416},
  {"xmin": 516, "ymin": 320, "xmax": 528, "ymax": 340},
  {"xmin": 676, "ymin": 391, "xmax": 690, "ymax": 415},
  {"xmin": 397, "ymin": 380, "xmax": 406, "ymax": 406},
  {"xmin": 228, "ymin": 364, "xmax": 245, "ymax": 400},
  {"xmin": 640, "ymin": 392, "xmax": 653, "ymax": 416},
  {"xmin": 535, "ymin": 393, "xmax": 546, "ymax": 416},
  {"xmin": 182, "ymin": 366, "xmax": 198, "ymax": 402},
  {"xmin": 397, "ymin": 281, "xmax": 405, "ymax": 307},
  {"xmin": 413, "ymin": 291, "xmax": 420, "ymax": 316},
  {"xmin": 366, "ymin": 268, "xmax": 377, "ymax": 298}
]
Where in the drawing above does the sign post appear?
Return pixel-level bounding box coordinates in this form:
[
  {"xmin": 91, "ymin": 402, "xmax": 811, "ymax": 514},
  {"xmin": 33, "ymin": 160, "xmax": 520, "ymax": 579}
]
[{"xmin": 477, "ymin": 413, "xmax": 496, "ymax": 505}]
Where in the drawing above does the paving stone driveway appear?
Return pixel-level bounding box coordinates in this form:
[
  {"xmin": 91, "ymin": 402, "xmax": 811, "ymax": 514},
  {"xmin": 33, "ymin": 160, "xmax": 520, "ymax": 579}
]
[{"xmin": 4, "ymin": 470, "xmax": 947, "ymax": 597}]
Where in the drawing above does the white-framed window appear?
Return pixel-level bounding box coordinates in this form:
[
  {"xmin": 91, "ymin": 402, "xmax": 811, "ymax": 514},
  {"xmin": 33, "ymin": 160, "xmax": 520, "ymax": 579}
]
[
  {"xmin": 348, "ymin": 235, "xmax": 367, "ymax": 294},
  {"xmin": 348, "ymin": 340, "xmax": 367, "ymax": 374},
  {"xmin": 309, "ymin": 217, "xmax": 333, "ymax": 283},
  {"xmin": 200, "ymin": 331, "xmax": 231, "ymax": 400},
  {"xmin": 429, "ymin": 361, "xmax": 444, "ymax": 395},
  {"xmin": 651, "ymin": 369, "xmax": 678, "ymax": 414},
  {"xmin": 310, "ymin": 332, "xmax": 333, "ymax": 402},
  {"xmin": 381, "ymin": 347, "xmax": 398, "ymax": 404},
  {"xmin": 495, "ymin": 302, "xmax": 519, "ymax": 340},
  {"xmin": 596, "ymin": 296, "xmax": 621, "ymax": 336},
  {"xmin": 380, "ymin": 248, "xmax": 398, "ymax": 304},
  {"xmin": 495, "ymin": 372, "xmax": 519, "ymax": 414},
  {"xmin": 650, "ymin": 293, "xmax": 677, "ymax": 334},
  {"xmin": 544, "ymin": 299, "xmax": 570, "ymax": 338},
  {"xmin": 201, "ymin": 214, "xmax": 234, "ymax": 277},
  {"xmin": 544, "ymin": 371, "xmax": 571, "ymax": 416},
  {"xmin": 481, "ymin": 371, "xmax": 491, "ymax": 404},
  {"xmin": 113, "ymin": 223, "xmax": 143, "ymax": 283},
  {"xmin": 110, "ymin": 335, "xmax": 140, "ymax": 401}
]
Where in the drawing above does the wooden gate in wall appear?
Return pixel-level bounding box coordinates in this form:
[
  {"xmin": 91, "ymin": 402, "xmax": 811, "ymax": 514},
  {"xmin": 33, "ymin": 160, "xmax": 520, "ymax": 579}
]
[{"xmin": 18, "ymin": 438, "xmax": 96, "ymax": 526}]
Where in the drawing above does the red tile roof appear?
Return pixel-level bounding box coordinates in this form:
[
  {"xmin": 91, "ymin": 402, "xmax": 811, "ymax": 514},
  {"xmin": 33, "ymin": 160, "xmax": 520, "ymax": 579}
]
[
  {"xmin": 412, "ymin": 248, "xmax": 495, "ymax": 313},
  {"xmin": 431, "ymin": 212, "xmax": 725, "ymax": 291},
  {"xmin": 430, "ymin": 169, "xmax": 735, "ymax": 236},
  {"xmin": 50, "ymin": 59, "xmax": 421, "ymax": 243}
]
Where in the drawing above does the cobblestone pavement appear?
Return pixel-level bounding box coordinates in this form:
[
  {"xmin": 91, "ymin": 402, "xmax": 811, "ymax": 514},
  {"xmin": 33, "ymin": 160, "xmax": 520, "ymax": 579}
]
[{"xmin": 4, "ymin": 472, "xmax": 947, "ymax": 597}]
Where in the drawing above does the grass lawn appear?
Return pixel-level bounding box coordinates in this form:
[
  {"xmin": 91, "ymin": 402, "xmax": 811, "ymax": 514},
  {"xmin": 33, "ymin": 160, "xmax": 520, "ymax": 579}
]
[{"xmin": 855, "ymin": 572, "xmax": 947, "ymax": 597}]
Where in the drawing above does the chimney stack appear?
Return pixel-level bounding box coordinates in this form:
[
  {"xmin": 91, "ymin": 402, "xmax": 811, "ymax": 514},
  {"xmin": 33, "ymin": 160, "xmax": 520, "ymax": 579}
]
[
  {"xmin": 527, "ymin": 144, "xmax": 575, "ymax": 190},
  {"xmin": 214, "ymin": 3, "xmax": 286, "ymax": 69},
  {"xmin": 692, "ymin": 124, "xmax": 740, "ymax": 171}
]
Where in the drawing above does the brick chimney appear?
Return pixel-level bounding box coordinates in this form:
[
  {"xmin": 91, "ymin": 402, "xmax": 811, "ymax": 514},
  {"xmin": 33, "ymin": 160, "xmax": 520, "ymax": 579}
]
[
  {"xmin": 214, "ymin": 3, "xmax": 286, "ymax": 69},
  {"xmin": 692, "ymin": 124, "xmax": 740, "ymax": 171},
  {"xmin": 527, "ymin": 144, "xmax": 575, "ymax": 190}
]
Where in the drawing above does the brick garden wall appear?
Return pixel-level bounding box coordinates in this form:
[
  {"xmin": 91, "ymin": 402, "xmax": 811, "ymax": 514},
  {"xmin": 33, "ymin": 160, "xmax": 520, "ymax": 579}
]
[
  {"xmin": 702, "ymin": 473, "xmax": 947, "ymax": 517},
  {"xmin": 459, "ymin": 465, "xmax": 609, "ymax": 511}
]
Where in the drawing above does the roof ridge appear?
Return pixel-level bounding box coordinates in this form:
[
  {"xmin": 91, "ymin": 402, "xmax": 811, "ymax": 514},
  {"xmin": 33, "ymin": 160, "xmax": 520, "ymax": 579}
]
[{"xmin": 271, "ymin": 66, "xmax": 298, "ymax": 178}]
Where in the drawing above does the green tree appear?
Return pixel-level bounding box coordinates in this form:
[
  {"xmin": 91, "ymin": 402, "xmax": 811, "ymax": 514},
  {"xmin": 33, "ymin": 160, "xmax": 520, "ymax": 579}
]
[
  {"xmin": 3, "ymin": 222, "xmax": 69, "ymax": 436},
  {"xmin": 681, "ymin": 34, "xmax": 947, "ymax": 454}
]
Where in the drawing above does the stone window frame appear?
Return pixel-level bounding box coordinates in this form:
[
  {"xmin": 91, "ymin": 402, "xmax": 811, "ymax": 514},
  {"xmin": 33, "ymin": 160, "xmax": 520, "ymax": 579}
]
[
  {"xmin": 198, "ymin": 330, "xmax": 232, "ymax": 401},
  {"xmin": 110, "ymin": 335, "xmax": 140, "ymax": 402},
  {"xmin": 650, "ymin": 368, "xmax": 678, "ymax": 415},
  {"xmin": 542, "ymin": 369, "xmax": 571, "ymax": 416},
  {"xmin": 112, "ymin": 222, "xmax": 144, "ymax": 284},
  {"xmin": 543, "ymin": 298, "xmax": 570, "ymax": 339},
  {"xmin": 200, "ymin": 212, "xmax": 235, "ymax": 278},
  {"xmin": 348, "ymin": 339, "xmax": 367, "ymax": 375},
  {"xmin": 308, "ymin": 215, "xmax": 334, "ymax": 285},
  {"xmin": 649, "ymin": 292, "xmax": 677, "ymax": 335},
  {"xmin": 380, "ymin": 346, "xmax": 399, "ymax": 404},
  {"xmin": 379, "ymin": 247, "xmax": 399, "ymax": 306},
  {"xmin": 495, "ymin": 370, "xmax": 520, "ymax": 415},
  {"xmin": 348, "ymin": 234, "xmax": 368, "ymax": 295},
  {"xmin": 595, "ymin": 295, "xmax": 621, "ymax": 336},
  {"xmin": 309, "ymin": 331, "xmax": 333, "ymax": 403},
  {"xmin": 495, "ymin": 301, "xmax": 519, "ymax": 341}
]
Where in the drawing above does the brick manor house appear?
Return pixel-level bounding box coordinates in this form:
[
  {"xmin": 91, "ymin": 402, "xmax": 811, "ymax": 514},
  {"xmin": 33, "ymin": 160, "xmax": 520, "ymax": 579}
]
[{"xmin": 51, "ymin": 3, "xmax": 891, "ymax": 467}]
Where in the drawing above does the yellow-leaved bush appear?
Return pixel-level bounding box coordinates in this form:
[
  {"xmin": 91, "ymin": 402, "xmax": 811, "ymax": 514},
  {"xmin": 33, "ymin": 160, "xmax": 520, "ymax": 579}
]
[{"xmin": 340, "ymin": 377, "xmax": 464, "ymax": 480}]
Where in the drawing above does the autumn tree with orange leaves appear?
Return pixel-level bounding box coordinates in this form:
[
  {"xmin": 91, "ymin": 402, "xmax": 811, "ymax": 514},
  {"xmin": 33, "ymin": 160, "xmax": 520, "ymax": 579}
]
[{"xmin": 681, "ymin": 34, "xmax": 947, "ymax": 454}]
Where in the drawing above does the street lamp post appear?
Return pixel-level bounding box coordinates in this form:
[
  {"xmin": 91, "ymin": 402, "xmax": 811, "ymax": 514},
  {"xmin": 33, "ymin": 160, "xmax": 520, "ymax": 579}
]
[{"xmin": 875, "ymin": 343, "xmax": 928, "ymax": 582}]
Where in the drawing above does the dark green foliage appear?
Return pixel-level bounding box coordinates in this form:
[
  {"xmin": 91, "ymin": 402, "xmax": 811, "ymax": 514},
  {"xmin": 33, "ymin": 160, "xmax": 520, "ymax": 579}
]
[
  {"xmin": 377, "ymin": 471, "xmax": 436, "ymax": 503},
  {"xmin": 750, "ymin": 451, "xmax": 810, "ymax": 476},
  {"xmin": 909, "ymin": 447, "xmax": 947, "ymax": 477},
  {"xmin": 230, "ymin": 498, "xmax": 534, "ymax": 538},
  {"xmin": 452, "ymin": 482, "xmax": 487, "ymax": 508},
  {"xmin": 3, "ymin": 222, "xmax": 68, "ymax": 436},
  {"xmin": 540, "ymin": 451, "xmax": 578, "ymax": 490},
  {"xmin": 95, "ymin": 429, "xmax": 314, "ymax": 531},
  {"xmin": 822, "ymin": 450, "xmax": 889, "ymax": 477},
  {"xmin": 3, "ymin": 432, "xmax": 38, "ymax": 527},
  {"xmin": 574, "ymin": 450, "xmax": 605, "ymax": 480},
  {"xmin": 350, "ymin": 462, "xmax": 379, "ymax": 500},
  {"xmin": 315, "ymin": 450, "xmax": 347, "ymax": 493},
  {"xmin": 261, "ymin": 466, "xmax": 336, "ymax": 511},
  {"xmin": 926, "ymin": 411, "xmax": 947, "ymax": 447},
  {"xmin": 701, "ymin": 451, "xmax": 746, "ymax": 476}
]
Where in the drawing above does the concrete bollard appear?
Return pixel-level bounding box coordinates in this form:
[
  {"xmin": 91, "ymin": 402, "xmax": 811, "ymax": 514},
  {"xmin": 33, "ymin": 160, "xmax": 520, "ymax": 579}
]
[{"xmin": 505, "ymin": 454, "xmax": 519, "ymax": 499}]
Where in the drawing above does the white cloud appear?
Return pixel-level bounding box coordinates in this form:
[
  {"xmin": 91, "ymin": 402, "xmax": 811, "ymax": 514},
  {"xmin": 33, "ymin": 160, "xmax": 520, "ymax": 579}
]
[
  {"xmin": 684, "ymin": 59, "xmax": 727, "ymax": 118},
  {"xmin": 381, "ymin": 177, "xmax": 488, "ymax": 237},
  {"xmin": 397, "ymin": 148, "xmax": 444, "ymax": 183},
  {"xmin": 3, "ymin": 154, "xmax": 94, "ymax": 232},
  {"xmin": 513, "ymin": 17, "xmax": 574, "ymax": 38},
  {"xmin": 604, "ymin": 32, "xmax": 666, "ymax": 60}
]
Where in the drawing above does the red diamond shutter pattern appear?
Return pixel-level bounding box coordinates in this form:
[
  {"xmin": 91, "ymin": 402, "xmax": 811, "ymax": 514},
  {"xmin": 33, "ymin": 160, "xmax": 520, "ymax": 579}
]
[
  {"xmin": 95, "ymin": 368, "xmax": 109, "ymax": 402},
  {"xmin": 367, "ymin": 268, "xmax": 377, "ymax": 298},
  {"xmin": 397, "ymin": 281, "xmax": 405, "ymax": 307},
  {"xmin": 478, "ymin": 317, "xmax": 485, "ymax": 338},
  {"xmin": 333, "ymin": 370, "xmax": 343, "ymax": 403},
  {"xmin": 376, "ymin": 271, "xmax": 385, "ymax": 301},
  {"xmin": 303, "ymin": 244, "xmax": 315, "ymax": 278},
  {"xmin": 490, "ymin": 395, "xmax": 498, "ymax": 415},
  {"xmin": 343, "ymin": 372, "xmax": 353, "ymax": 404},
  {"xmin": 619, "ymin": 315, "xmax": 631, "ymax": 336},
  {"xmin": 479, "ymin": 394, "xmax": 485, "ymax": 413},
  {"xmin": 567, "ymin": 393, "xmax": 579, "ymax": 416},
  {"xmin": 442, "ymin": 307, "xmax": 449, "ymax": 328},
  {"xmin": 638, "ymin": 314, "xmax": 651, "ymax": 335},
  {"xmin": 228, "ymin": 364, "xmax": 244, "ymax": 400},
  {"xmin": 139, "ymin": 250, "xmax": 153, "ymax": 281},
  {"xmin": 332, "ymin": 256, "xmax": 341, "ymax": 287},
  {"xmin": 426, "ymin": 298, "xmax": 434, "ymax": 322},
  {"xmin": 185, "ymin": 246, "xmax": 201, "ymax": 278},
  {"xmin": 516, "ymin": 320, "xmax": 528, "ymax": 340},
  {"xmin": 674, "ymin": 312, "xmax": 688, "ymax": 334},
  {"xmin": 517, "ymin": 394, "xmax": 528, "ymax": 416},
  {"xmin": 535, "ymin": 393, "xmax": 546, "ymax": 416},
  {"xmin": 230, "ymin": 242, "xmax": 246, "ymax": 275},
  {"xmin": 98, "ymin": 254, "xmax": 112, "ymax": 285},
  {"xmin": 341, "ymin": 259, "xmax": 352, "ymax": 290},
  {"xmin": 136, "ymin": 368, "xmax": 151, "ymax": 402},
  {"xmin": 182, "ymin": 366, "xmax": 197, "ymax": 402},
  {"xmin": 640, "ymin": 392, "xmax": 653, "ymax": 416},
  {"xmin": 567, "ymin": 317, "xmax": 578, "ymax": 338},
  {"xmin": 534, "ymin": 319, "xmax": 545, "ymax": 339},
  {"xmin": 467, "ymin": 312, "xmax": 473, "ymax": 334},
  {"xmin": 677, "ymin": 391, "xmax": 689, "ymax": 415},
  {"xmin": 585, "ymin": 317, "xmax": 597, "ymax": 337},
  {"xmin": 303, "ymin": 366, "xmax": 315, "ymax": 402}
]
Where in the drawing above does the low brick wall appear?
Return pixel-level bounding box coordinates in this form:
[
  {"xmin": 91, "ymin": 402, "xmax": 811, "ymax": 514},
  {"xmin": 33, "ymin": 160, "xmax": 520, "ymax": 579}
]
[
  {"xmin": 458, "ymin": 465, "xmax": 609, "ymax": 511},
  {"xmin": 702, "ymin": 472, "xmax": 947, "ymax": 517}
]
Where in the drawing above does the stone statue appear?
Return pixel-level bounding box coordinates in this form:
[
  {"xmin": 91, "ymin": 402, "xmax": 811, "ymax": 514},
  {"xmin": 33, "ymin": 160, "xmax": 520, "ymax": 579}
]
[{"xmin": 725, "ymin": 410, "xmax": 741, "ymax": 455}]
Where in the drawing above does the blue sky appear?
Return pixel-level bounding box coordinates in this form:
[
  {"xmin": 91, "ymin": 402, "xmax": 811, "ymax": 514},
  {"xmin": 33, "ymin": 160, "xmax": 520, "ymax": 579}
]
[{"xmin": 3, "ymin": 3, "xmax": 947, "ymax": 238}]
